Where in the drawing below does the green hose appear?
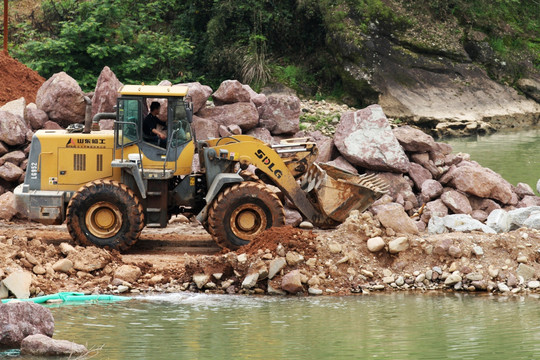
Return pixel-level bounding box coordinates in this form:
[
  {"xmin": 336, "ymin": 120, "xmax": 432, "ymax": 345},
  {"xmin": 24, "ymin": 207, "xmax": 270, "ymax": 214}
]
[{"xmin": 1, "ymin": 292, "xmax": 131, "ymax": 304}]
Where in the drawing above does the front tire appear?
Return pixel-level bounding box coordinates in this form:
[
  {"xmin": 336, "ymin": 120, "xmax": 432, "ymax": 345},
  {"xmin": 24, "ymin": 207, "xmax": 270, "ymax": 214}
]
[
  {"xmin": 207, "ymin": 182, "xmax": 285, "ymax": 250},
  {"xmin": 66, "ymin": 180, "xmax": 144, "ymax": 251}
]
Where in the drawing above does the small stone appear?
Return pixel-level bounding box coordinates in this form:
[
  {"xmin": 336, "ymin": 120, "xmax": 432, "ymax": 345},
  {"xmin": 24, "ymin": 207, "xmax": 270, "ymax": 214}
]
[
  {"xmin": 32, "ymin": 265, "xmax": 46, "ymax": 275},
  {"xmin": 299, "ymin": 221, "xmax": 314, "ymax": 229},
  {"xmin": 221, "ymin": 279, "xmax": 234, "ymax": 289},
  {"xmin": 336, "ymin": 255, "xmax": 349, "ymax": 265},
  {"xmin": 308, "ymin": 287, "xmax": 323, "ymax": 295},
  {"xmin": 192, "ymin": 273, "xmax": 210, "ymax": 289},
  {"xmin": 213, "ymin": 273, "xmax": 223, "ymax": 280},
  {"xmin": 466, "ymin": 273, "xmax": 483, "ymax": 281},
  {"xmin": 59, "ymin": 243, "xmax": 76, "ymax": 256},
  {"xmin": 382, "ymin": 269, "xmax": 393, "ymax": 277},
  {"xmin": 472, "ymin": 245, "xmax": 484, "ymax": 256},
  {"xmin": 388, "ymin": 237, "xmax": 409, "ymax": 254},
  {"xmin": 267, "ymin": 284, "xmax": 286, "ymax": 295},
  {"xmin": 517, "ymin": 264, "xmax": 535, "ymax": 281},
  {"xmin": 433, "ymin": 266, "xmax": 443, "ymax": 275},
  {"xmin": 448, "ymin": 245, "xmax": 462, "ymax": 258},
  {"xmin": 367, "ymin": 237, "xmax": 385, "ymax": 252},
  {"xmin": 382, "ymin": 276, "xmax": 395, "ymax": 284},
  {"xmin": 52, "ymin": 258, "xmax": 73, "ymax": 273},
  {"xmin": 286, "ymin": 251, "xmax": 304, "ymax": 266},
  {"xmin": 448, "ymin": 262, "xmax": 458, "ymax": 273},
  {"xmin": 268, "ymin": 257, "xmax": 287, "ymax": 279},
  {"xmin": 2, "ymin": 271, "xmax": 32, "ymax": 299},
  {"xmin": 527, "ymin": 280, "xmax": 540, "ymax": 289},
  {"xmin": 237, "ymin": 254, "xmax": 248, "ymax": 263},
  {"xmin": 415, "ymin": 274, "xmax": 426, "ymax": 283},
  {"xmin": 395, "ymin": 276, "xmax": 405, "ymax": 286},
  {"xmin": 498, "ymin": 283, "xmax": 510, "ymax": 292},
  {"xmin": 426, "ymin": 270, "xmax": 433, "ymax": 281},
  {"xmin": 328, "ymin": 242, "xmax": 342, "ymax": 254},
  {"xmin": 517, "ymin": 255, "xmax": 528, "ymax": 264},
  {"xmin": 488, "ymin": 266, "xmax": 499, "ymax": 279},
  {"xmin": 372, "ymin": 285, "xmax": 385, "ymax": 290},
  {"xmin": 242, "ymin": 273, "xmax": 259, "ymax": 289},
  {"xmin": 205, "ymin": 282, "xmax": 217, "ymax": 289},
  {"xmin": 25, "ymin": 253, "xmax": 39, "ymax": 266},
  {"xmin": 444, "ymin": 273, "xmax": 462, "ymax": 286},
  {"xmin": 117, "ymin": 285, "xmax": 130, "ymax": 293},
  {"xmin": 276, "ymin": 244, "xmax": 286, "ymax": 257},
  {"xmin": 361, "ymin": 269, "xmax": 373, "ymax": 278},
  {"xmin": 305, "ymin": 258, "xmax": 317, "ymax": 267},
  {"xmin": 507, "ymin": 274, "xmax": 518, "ymax": 287}
]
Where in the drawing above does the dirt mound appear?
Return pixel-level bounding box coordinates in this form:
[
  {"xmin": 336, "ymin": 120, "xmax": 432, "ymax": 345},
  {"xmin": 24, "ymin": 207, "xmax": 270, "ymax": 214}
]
[
  {"xmin": 238, "ymin": 226, "xmax": 318, "ymax": 257},
  {"xmin": 0, "ymin": 52, "xmax": 45, "ymax": 106}
]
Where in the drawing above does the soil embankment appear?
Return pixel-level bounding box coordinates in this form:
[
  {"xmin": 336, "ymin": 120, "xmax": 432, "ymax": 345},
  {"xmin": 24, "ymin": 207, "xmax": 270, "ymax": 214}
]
[{"xmin": 0, "ymin": 52, "xmax": 44, "ymax": 106}]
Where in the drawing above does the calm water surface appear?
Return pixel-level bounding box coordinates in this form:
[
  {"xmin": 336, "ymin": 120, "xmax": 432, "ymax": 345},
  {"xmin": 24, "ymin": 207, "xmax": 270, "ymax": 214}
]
[
  {"xmin": 444, "ymin": 128, "xmax": 540, "ymax": 191},
  {"xmin": 4, "ymin": 293, "xmax": 540, "ymax": 360}
]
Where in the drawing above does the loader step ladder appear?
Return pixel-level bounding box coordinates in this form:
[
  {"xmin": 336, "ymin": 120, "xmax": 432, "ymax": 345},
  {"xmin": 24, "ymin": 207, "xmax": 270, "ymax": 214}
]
[{"xmin": 144, "ymin": 180, "xmax": 168, "ymax": 227}]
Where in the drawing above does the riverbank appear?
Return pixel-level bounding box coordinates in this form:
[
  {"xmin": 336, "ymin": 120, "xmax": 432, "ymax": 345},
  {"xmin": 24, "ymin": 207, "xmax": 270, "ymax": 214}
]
[{"xmin": 1, "ymin": 215, "xmax": 540, "ymax": 299}]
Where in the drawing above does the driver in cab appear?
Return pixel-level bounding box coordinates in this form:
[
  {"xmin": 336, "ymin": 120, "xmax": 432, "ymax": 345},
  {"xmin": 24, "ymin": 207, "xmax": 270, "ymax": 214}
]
[{"xmin": 143, "ymin": 101, "xmax": 167, "ymax": 147}]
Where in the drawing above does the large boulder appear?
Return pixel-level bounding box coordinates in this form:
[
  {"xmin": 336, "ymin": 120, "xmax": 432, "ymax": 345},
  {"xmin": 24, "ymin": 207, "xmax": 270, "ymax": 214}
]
[
  {"xmin": 180, "ymin": 82, "xmax": 213, "ymax": 114},
  {"xmin": 243, "ymin": 84, "xmax": 267, "ymax": 108},
  {"xmin": 0, "ymin": 111, "xmax": 28, "ymax": 146},
  {"xmin": 21, "ymin": 334, "xmax": 88, "ymax": 357},
  {"xmin": 376, "ymin": 172, "xmax": 417, "ymax": 207},
  {"xmin": 258, "ymin": 95, "xmax": 301, "ymax": 135},
  {"xmin": 191, "ymin": 115, "xmax": 220, "ymax": 140},
  {"xmin": 372, "ymin": 203, "xmax": 419, "ymax": 235},
  {"xmin": 92, "ymin": 66, "xmax": 123, "ymax": 118},
  {"xmin": 68, "ymin": 247, "xmax": 112, "ymax": 272},
  {"xmin": 197, "ymin": 102, "xmax": 259, "ymax": 131},
  {"xmin": 0, "ymin": 302, "xmax": 54, "ymax": 348},
  {"xmin": 449, "ymin": 163, "xmax": 513, "ymax": 204},
  {"xmin": 0, "ymin": 191, "xmax": 17, "ymax": 220},
  {"xmin": 36, "ymin": 72, "xmax": 86, "ymax": 127},
  {"xmin": 114, "ymin": 265, "xmax": 142, "ymax": 283},
  {"xmin": 334, "ymin": 105, "xmax": 410, "ymax": 173},
  {"xmin": 326, "ymin": 156, "xmax": 358, "ymax": 174},
  {"xmin": 0, "ymin": 98, "xmax": 26, "ymax": 122},
  {"xmin": 393, "ymin": 125, "xmax": 437, "ymax": 152},
  {"xmin": 408, "ymin": 162, "xmax": 432, "ymax": 190},
  {"xmin": 247, "ymin": 127, "xmax": 273, "ymax": 144},
  {"xmin": 26, "ymin": 107, "xmax": 48, "ymax": 130},
  {"xmin": 441, "ymin": 190, "xmax": 472, "ymax": 214},
  {"xmin": 0, "ymin": 162, "xmax": 24, "ymax": 182},
  {"xmin": 213, "ymin": 80, "xmax": 251, "ymax": 105}
]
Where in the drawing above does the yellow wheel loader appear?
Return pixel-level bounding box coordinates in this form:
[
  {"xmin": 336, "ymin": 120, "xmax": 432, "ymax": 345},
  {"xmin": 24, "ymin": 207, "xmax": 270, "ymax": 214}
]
[{"xmin": 15, "ymin": 85, "xmax": 388, "ymax": 251}]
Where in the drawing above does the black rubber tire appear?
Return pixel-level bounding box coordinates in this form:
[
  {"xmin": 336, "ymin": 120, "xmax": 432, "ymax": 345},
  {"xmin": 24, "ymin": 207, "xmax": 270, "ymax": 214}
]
[
  {"xmin": 207, "ymin": 182, "xmax": 285, "ymax": 250},
  {"xmin": 66, "ymin": 180, "xmax": 144, "ymax": 251}
]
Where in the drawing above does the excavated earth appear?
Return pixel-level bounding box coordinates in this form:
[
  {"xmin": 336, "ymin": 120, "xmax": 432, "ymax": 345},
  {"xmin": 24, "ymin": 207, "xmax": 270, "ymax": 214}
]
[{"xmin": 2, "ymin": 211, "xmax": 540, "ymax": 299}]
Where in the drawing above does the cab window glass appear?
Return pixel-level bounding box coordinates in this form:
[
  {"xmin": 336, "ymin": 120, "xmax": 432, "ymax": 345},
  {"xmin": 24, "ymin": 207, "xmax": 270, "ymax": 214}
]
[
  {"xmin": 117, "ymin": 99, "xmax": 140, "ymax": 146},
  {"xmin": 170, "ymin": 101, "xmax": 192, "ymax": 147}
]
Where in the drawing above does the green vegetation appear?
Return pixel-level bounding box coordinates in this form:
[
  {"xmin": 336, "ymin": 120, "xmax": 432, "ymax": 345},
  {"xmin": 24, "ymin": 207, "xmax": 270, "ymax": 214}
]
[{"xmin": 4, "ymin": 0, "xmax": 539, "ymax": 96}]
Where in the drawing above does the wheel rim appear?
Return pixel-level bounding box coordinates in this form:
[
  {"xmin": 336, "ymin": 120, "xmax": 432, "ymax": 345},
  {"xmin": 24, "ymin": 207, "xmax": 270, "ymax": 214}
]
[
  {"xmin": 85, "ymin": 201, "xmax": 123, "ymax": 238},
  {"xmin": 230, "ymin": 203, "xmax": 267, "ymax": 241}
]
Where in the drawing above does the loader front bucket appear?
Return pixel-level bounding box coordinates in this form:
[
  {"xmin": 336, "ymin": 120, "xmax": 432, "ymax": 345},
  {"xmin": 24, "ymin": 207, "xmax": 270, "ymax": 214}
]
[{"xmin": 300, "ymin": 163, "xmax": 389, "ymax": 223}]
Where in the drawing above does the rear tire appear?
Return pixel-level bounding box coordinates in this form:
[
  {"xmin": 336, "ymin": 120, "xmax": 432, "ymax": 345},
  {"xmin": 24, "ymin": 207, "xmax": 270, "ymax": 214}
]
[
  {"xmin": 207, "ymin": 182, "xmax": 285, "ymax": 250},
  {"xmin": 66, "ymin": 180, "xmax": 144, "ymax": 251}
]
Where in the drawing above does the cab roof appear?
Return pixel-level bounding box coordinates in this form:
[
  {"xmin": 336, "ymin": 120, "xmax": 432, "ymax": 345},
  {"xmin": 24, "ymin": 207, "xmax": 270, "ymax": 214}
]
[{"xmin": 119, "ymin": 85, "xmax": 189, "ymax": 97}]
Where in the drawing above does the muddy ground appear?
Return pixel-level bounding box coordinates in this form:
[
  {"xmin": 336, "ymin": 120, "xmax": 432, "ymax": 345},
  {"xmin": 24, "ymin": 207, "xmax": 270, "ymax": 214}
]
[{"xmin": 2, "ymin": 211, "xmax": 540, "ymax": 299}]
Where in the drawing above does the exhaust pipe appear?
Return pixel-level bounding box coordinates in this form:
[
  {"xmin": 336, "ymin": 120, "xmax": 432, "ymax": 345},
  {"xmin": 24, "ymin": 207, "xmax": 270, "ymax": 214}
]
[{"xmin": 82, "ymin": 96, "xmax": 92, "ymax": 133}]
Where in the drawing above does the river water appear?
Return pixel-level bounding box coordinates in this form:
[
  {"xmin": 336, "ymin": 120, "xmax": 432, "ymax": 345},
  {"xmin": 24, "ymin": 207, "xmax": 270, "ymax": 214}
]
[
  {"xmin": 444, "ymin": 128, "xmax": 540, "ymax": 192},
  {"xmin": 4, "ymin": 293, "xmax": 532, "ymax": 359}
]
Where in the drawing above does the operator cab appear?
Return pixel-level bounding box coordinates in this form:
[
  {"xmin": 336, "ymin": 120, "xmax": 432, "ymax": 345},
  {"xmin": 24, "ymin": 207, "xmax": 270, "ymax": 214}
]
[{"xmin": 115, "ymin": 85, "xmax": 193, "ymax": 163}]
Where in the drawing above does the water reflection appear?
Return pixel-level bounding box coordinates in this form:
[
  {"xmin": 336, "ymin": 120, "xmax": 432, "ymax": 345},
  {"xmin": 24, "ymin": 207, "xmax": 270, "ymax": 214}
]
[
  {"xmin": 38, "ymin": 293, "xmax": 540, "ymax": 360},
  {"xmin": 444, "ymin": 128, "xmax": 540, "ymax": 191}
]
